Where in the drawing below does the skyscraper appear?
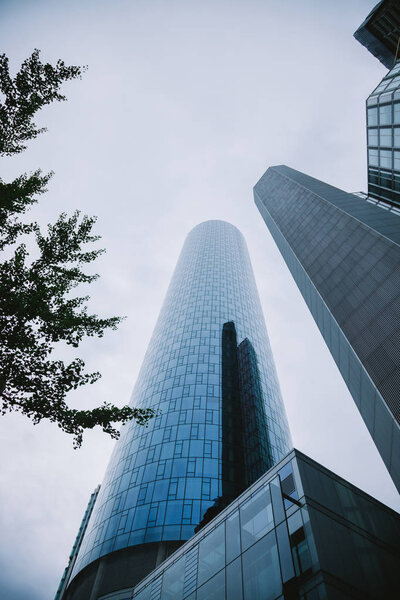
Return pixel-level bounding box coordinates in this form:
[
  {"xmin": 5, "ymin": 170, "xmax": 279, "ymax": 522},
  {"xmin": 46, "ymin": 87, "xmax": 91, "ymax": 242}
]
[
  {"xmin": 253, "ymin": 0, "xmax": 400, "ymax": 495},
  {"xmin": 61, "ymin": 220, "xmax": 292, "ymax": 599},
  {"xmin": 254, "ymin": 164, "xmax": 400, "ymax": 493}
]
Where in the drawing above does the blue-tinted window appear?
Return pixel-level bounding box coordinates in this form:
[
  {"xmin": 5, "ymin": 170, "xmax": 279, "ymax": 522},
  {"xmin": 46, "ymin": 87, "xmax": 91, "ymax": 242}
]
[
  {"xmin": 368, "ymin": 107, "xmax": 378, "ymax": 126},
  {"xmin": 379, "ymin": 104, "xmax": 391, "ymax": 125},
  {"xmin": 197, "ymin": 569, "xmax": 225, "ymax": 600},
  {"xmin": 242, "ymin": 530, "xmax": 281, "ymax": 600},
  {"xmin": 380, "ymin": 149, "xmax": 392, "ymax": 169},
  {"xmin": 227, "ymin": 557, "xmax": 243, "ymax": 600},
  {"xmin": 379, "ymin": 128, "xmax": 392, "ymax": 147},
  {"xmin": 198, "ymin": 523, "xmax": 225, "ymax": 586},
  {"xmin": 240, "ymin": 485, "xmax": 274, "ymax": 551},
  {"xmin": 226, "ymin": 511, "xmax": 241, "ymax": 563},
  {"xmin": 368, "ymin": 149, "xmax": 379, "ymax": 166},
  {"xmin": 161, "ymin": 556, "xmax": 184, "ymax": 600},
  {"xmin": 368, "ymin": 128, "xmax": 378, "ymax": 146}
]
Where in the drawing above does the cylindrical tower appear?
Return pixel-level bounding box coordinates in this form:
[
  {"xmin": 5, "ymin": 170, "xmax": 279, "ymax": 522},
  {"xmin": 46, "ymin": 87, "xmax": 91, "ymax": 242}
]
[{"xmin": 64, "ymin": 220, "xmax": 291, "ymax": 599}]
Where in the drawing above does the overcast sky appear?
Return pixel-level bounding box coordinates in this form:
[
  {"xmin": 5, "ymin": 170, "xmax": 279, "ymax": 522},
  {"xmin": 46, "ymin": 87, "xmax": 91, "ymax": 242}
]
[{"xmin": 1, "ymin": 1, "xmax": 398, "ymax": 598}]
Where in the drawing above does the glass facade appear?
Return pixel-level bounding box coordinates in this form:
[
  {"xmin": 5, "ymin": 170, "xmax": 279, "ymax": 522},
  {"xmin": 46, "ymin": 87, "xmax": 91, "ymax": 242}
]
[
  {"xmin": 367, "ymin": 60, "xmax": 400, "ymax": 208},
  {"xmin": 254, "ymin": 165, "xmax": 400, "ymax": 493},
  {"xmin": 101, "ymin": 450, "xmax": 400, "ymax": 600},
  {"xmin": 67, "ymin": 220, "xmax": 291, "ymax": 586}
]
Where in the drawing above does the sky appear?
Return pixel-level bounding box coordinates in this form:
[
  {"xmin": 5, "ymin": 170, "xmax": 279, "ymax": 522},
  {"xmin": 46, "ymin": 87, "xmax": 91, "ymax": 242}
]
[{"xmin": 0, "ymin": 0, "xmax": 398, "ymax": 598}]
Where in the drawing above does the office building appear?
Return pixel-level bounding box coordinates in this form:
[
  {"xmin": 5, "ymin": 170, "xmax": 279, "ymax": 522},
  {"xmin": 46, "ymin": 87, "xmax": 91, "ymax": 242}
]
[
  {"xmin": 254, "ymin": 165, "xmax": 400, "ymax": 492},
  {"xmin": 59, "ymin": 220, "xmax": 292, "ymax": 599},
  {"xmin": 110, "ymin": 449, "xmax": 400, "ymax": 600}
]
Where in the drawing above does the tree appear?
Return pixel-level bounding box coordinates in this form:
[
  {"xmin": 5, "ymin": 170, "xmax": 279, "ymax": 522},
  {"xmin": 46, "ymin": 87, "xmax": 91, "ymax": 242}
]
[{"xmin": 0, "ymin": 50, "xmax": 155, "ymax": 446}]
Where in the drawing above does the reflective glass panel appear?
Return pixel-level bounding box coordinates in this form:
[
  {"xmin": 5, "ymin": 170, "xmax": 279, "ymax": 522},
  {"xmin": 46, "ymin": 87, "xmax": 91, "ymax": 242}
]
[
  {"xmin": 367, "ymin": 107, "xmax": 378, "ymax": 126},
  {"xmin": 240, "ymin": 485, "xmax": 273, "ymax": 551},
  {"xmin": 242, "ymin": 530, "xmax": 281, "ymax": 600},
  {"xmin": 380, "ymin": 149, "xmax": 392, "ymax": 168},
  {"xmin": 368, "ymin": 149, "xmax": 379, "ymax": 166},
  {"xmin": 394, "ymin": 127, "xmax": 400, "ymax": 147},
  {"xmin": 198, "ymin": 523, "xmax": 225, "ymax": 586},
  {"xmin": 226, "ymin": 510, "xmax": 241, "ymax": 563},
  {"xmin": 379, "ymin": 104, "xmax": 391, "ymax": 125},
  {"xmin": 227, "ymin": 557, "xmax": 243, "ymax": 600},
  {"xmin": 197, "ymin": 569, "xmax": 225, "ymax": 600},
  {"xmin": 367, "ymin": 128, "xmax": 378, "ymax": 146},
  {"xmin": 395, "ymin": 103, "xmax": 400, "ymax": 124},
  {"xmin": 379, "ymin": 128, "xmax": 392, "ymax": 147},
  {"xmin": 161, "ymin": 556, "xmax": 184, "ymax": 600}
]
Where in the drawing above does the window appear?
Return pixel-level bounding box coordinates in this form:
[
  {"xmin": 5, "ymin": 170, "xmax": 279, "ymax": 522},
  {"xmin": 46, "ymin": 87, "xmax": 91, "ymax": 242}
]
[
  {"xmin": 395, "ymin": 102, "xmax": 400, "ymax": 124},
  {"xmin": 198, "ymin": 523, "xmax": 225, "ymax": 586},
  {"xmin": 161, "ymin": 556, "xmax": 184, "ymax": 600},
  {"xmin": 242, "ymin": 531, "xmax": 281, "ymax": 600},
  {"xmin": 240, "ymin": 485, "xmax": 274, "ymax": 551},
  {"xmin": 394, "ymin": 127, "xmax": 400, "ymax": 148},
  {"xmin": 379, "ymin": 128, "xmax": 392, "ymax": 147},
  {"xmin": 367, "ymin": 107, "xmax": 378, "ymax": 126},
  {"xmin": 380, "ymin": 149, "xmax": 392, "ymax": 169},
  {"xmin": 394, "ymin": 151, "xmax": 400, "ymax": 171},
  {"xmin": 367, "ymin": 128, "xmax": 378, "ymax": 146},
  {"xmin": 368, "ymin": 149, "xmax": 379, "ymax": 166},
  {"xmin": 379, "ymin": 104, "xmax": 391, "ymax": 125}
]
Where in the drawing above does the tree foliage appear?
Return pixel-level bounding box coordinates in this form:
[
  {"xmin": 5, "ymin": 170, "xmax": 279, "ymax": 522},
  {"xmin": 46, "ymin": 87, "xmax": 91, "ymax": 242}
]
[{"xmin": 0, "ymin": 50, "xmax": 155, "ymax": 446}]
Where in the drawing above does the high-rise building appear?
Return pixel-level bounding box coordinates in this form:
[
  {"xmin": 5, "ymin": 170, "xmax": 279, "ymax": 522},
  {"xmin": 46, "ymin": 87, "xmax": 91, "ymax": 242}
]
[
  {"xmin": 253, "ymin": 3, "xmax": 400, "ymax": 494},
  {"xmin": 60, "ymin": 220, "xmax": 292, "ymax": 599},
  {"xmin": 254, "ymin": 165, "xmax": 400, "ymax": 493},
  {"xmin": 354, "ymin": 0, "xmax": 400, "ymax": 70}
]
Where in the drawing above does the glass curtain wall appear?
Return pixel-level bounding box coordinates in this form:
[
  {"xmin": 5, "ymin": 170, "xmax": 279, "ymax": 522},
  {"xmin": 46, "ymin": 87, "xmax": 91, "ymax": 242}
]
[{"xmin": 69, "ymin": 220, "xmax": 292, "ymax": 581}]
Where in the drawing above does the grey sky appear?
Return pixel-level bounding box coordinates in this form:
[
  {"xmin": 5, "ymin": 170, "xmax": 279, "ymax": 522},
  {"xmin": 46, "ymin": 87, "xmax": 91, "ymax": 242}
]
[{"xmin": 1, "ymin": 1, "xmax": 398, "ymax": 598}]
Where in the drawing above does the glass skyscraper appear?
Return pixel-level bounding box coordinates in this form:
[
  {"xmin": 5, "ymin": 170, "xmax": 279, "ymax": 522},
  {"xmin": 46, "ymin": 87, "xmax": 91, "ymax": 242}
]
[
  {"xmin": 61, "ymin": 220, "xmax": 291, "ymax": 599},
  {"xmin": 254, "ymin": 165, "xmax": 400, "ymax": 494}
]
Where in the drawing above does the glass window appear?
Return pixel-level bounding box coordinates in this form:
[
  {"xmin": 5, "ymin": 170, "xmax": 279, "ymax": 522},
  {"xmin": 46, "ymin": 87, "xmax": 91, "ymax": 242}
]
[
  {"xmin": 394, "ymin": 127, "xmax": 400, "ymax": 147},
  {"xmin": 379, "ymin": 128, "xmax": 392, "ymax": 147},
  {"xmin": 367, "ymin": 107, "xmax": 378, "ymax": 126},
  {"xmin": 394, "ymin": 102, "xmax": 400, "ymax": 124},
  {"xmin": 242, "ymin": 531, "xmax": 282, "ymax": 600},
  {"xmin": 379, "ymin": 104, "xmax": 391, "ymax": 125},
  {"xmin": 226, "ymin": 511, "xmax": 241, "ymax": 563},
  {"xmin": 198, "ymin": 523, "xmax": 225, "ymax": 586},
  {"xmin": 394, "ymin": 151, "xmax": 400, "ymax": 171},
  {"xmin": 227, "ymin": 557, "xmax": 243, "ymax": 600},
  {"xmin": 367, "ymin": 128, "xmax": 378, "ymax": 146},
  {"xmin": 133, "ymin": 585, "xmax": 151, "ymax": 600},
  {"xmin": 161, "ymin": 556, "xmax": 184, "ymax": 600},
  {"xmin": 380, "ymin": 149, "xmax": 392, "ymax": 169},
  {"xmin": 197, "ymin": 569, "xmax": 225, "ymax": 600},
  {"xmin": 240, "ymin": 485, "xmax": 274, "ymax": 551},
  {"xmin": 368, "ymin": 149, "xmax": 379, "ymax": 166}
]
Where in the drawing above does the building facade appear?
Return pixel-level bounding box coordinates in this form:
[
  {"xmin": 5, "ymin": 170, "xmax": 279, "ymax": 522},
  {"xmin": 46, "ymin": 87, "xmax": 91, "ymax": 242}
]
[
  {"xmin": 96, "ymin": 449, "xmax": 400, "ymax": 600},
  {"xmin": 354, "ymin": 0, "xmax": 400, "ymax": 70},
  {"xmin": 254, "ymin": 165, "xmax": 400, "ymax": 493},
  {"xmin": 366, "ymin": 59, "xmax": 400, "ymax": 209},
  {"xmin": 61, "ymin": 220, "xmax": 292, "ymax": 599}
]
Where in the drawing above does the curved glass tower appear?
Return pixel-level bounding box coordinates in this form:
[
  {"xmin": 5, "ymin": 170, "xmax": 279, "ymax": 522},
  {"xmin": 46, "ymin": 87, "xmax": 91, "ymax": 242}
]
[{"xmin": 64, "ymin": 220, "xmax": 291, "ymax": 599}]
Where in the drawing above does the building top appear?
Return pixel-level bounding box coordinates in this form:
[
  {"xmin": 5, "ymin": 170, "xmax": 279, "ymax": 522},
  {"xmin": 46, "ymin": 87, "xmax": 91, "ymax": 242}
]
[
  {"xmin": 254, "ymin": 164, "xmax": 400, "ymax": 246},
  {"xmin": 354, "ymin": 0, "xmax": 400, "ymax": 69}
]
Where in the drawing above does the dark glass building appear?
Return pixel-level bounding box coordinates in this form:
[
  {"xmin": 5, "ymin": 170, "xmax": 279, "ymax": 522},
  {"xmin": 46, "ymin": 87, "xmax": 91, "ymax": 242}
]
[
  {"xmin": 60, "ymin": 220, "xmax": 292, "ymax": 599},
  {"xmin": 86, "ymin": 449, "xmax": 400, "ymax": 600},
  {"xmin": 354, "ymin": 0, "xmax": 400, "ymax": 70},
  {"xmin": 366, "ymin": 59, "xmax": 400, "ymax": 208},
  {"xmin": 254, "ymin": 165, "xmax": 400, "ymax": 493}
]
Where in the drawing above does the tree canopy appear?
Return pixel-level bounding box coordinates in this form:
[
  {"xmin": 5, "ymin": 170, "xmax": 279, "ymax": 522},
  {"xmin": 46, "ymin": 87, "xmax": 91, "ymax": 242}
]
[{"xmin": 0, "ymin": 50, "xmax": 155, "ymax": 446}]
